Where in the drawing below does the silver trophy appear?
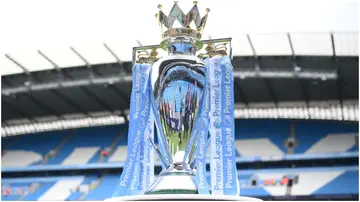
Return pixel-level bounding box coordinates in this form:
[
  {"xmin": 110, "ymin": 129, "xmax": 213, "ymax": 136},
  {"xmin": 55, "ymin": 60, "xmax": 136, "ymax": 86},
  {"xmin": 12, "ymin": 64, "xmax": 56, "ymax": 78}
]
[{"xmin": 132, "ymin": 2, "xmax": 231, "ymax": 194}]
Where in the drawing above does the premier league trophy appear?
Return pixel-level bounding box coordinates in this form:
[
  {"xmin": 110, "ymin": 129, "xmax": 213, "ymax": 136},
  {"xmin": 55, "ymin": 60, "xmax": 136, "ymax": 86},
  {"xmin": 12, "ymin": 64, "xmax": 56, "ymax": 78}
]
[
  {"xmin": 144, "ymin": 2, "xmax": 211, "ymax": 195},
  {"xmin": 109, "ymin": 2, "xmax": 260, "ymax": 201}
]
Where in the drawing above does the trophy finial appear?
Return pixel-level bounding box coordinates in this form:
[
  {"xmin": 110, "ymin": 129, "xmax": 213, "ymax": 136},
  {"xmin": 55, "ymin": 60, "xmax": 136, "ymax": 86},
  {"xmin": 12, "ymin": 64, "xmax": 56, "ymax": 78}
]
[
  {"xmin": 206, "ymin": 8, "xmax": 210, "ymax": 13},
  {"xmin": 157, "ymin": 1, "xmax": 210, "ymax": 40},
  {"xmin": 157, "ymin": 4, "xmax": 162, "ymax": 9}
]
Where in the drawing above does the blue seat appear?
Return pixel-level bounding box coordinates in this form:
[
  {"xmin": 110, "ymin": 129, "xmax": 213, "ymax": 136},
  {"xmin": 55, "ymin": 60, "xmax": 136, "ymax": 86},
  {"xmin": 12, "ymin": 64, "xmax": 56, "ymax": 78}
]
[
  {"xmin": 66, "ymin": 191, "xmax": 83, "ymax": 200},
  {"xmin": 234, "ymin": 119, "xmax": 358, "ymax": 156},
  {"xmin": 22, "ymin": 183, "xmax": 55, "ymax": 201},
  {"xmin": 235, "ymin": 119, "xmax": 291, "ymax": 155},
  {"xmin": 294, "ymin": 121, "xmax": 358, "ymax": 154},
  {"xmin": 5, "ymin": 131, "xmax": 68, "ymax": 166},
  {"xmin": 1, "ymin": 194, "xmax": 20, "ymax": 201},
  {"xmin": 83, "ymin": 174, "xmax": 119, "ymax": 200},
  {"xmin": 313, "ymin": 170, "xmax": 359, "ymax": 195},
  {"xmin": 46, "ymin": 126, "xmax": 124, "ymax": 165}
]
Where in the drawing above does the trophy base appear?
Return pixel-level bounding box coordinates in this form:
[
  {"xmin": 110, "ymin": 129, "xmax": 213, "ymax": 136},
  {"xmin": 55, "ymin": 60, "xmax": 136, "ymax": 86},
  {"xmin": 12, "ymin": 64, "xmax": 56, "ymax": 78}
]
[
  {"xmin": 144, "ymin": 164, "xmax": 198, "ymax": 195},
  {"xmin": 106, "ymin": 195, "xmax": 262, "ymax": 201}
]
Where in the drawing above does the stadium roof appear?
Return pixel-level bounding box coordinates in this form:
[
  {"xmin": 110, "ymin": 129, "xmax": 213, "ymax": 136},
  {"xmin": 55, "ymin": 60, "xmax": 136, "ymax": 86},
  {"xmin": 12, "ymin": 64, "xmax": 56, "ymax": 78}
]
[
  {"xmin": 0, "ymin": 0, "xmax": 358, "ymax": 75},
  {"xmin": 0, "ymin": 32, "xmax": 358, "ymax": 76}
]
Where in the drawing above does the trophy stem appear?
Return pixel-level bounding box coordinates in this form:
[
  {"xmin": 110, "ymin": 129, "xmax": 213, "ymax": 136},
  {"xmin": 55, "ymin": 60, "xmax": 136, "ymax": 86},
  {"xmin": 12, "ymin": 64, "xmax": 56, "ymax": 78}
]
[{"xmin": 144, "ymin": 162, "xmax": 198, "ymax": 195}]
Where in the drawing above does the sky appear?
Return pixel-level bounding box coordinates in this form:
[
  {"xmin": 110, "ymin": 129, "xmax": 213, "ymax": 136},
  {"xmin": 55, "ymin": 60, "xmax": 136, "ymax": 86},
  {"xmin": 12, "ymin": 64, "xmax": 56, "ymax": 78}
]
[{"xmin": 0, "ymin": 0, "xmax": 358, "ymax": 74}]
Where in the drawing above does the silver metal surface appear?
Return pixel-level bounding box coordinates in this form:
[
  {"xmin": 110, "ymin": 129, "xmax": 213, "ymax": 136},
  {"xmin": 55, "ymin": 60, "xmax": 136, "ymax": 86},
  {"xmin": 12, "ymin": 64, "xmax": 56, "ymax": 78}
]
[{"xmin": 145, "ymin": 36, "xmax": 205, "ymax": 194}]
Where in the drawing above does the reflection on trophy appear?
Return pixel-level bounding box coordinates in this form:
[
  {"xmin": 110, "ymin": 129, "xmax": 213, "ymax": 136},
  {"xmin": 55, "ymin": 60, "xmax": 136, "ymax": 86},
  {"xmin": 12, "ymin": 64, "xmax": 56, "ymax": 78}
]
[{"xmin": 145, "ymin": 2, "xmax": 209, "ymax": 194}]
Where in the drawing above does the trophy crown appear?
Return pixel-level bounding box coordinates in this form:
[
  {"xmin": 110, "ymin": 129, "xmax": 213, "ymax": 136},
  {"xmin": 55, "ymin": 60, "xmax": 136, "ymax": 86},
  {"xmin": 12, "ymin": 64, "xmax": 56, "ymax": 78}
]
[{"xmin": 156, "ymin": 1, "xmax": 210, "ymax": 39}]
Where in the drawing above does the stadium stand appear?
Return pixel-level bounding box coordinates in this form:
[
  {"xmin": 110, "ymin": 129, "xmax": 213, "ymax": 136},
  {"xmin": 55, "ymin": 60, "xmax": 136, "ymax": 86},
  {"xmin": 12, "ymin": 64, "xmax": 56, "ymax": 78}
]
[
  {"xmin": 238, "ymin": 166, "xmax": 358, "ymax": 197},
  {"xmin": 2, "ymin": 131, "xmax": 69, "ymax": 167},
  {"xmin": 45, "ymin": 126, "xmax": 125, "ymax": 165},
  {"xmin": 1, "ymin": 119, "xmax": 358, "ymax": 200},
  {"xmin": 83, "ymin": 174, "xmax": 119, "ymax": 200},
  {"xmin": 2, "ymin": 166, "xmax": 358, "ymax": 200},
  {"xmin": 234, "ymin": 120, "xmax": 358, "ymax": 157},
  {"xmin": 2, "ymin": 120, "xmax": 357, "ymax": 168}
]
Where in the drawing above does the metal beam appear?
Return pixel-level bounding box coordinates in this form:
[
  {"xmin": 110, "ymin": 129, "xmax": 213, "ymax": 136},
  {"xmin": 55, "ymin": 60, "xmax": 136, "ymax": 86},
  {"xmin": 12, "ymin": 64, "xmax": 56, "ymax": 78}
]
[
  {"xmin": 234, "ymin": 78, "xmax": 248, "ymax": 105},
  {"xmin": 82, "ymin": 87, "xmax": 116, "ymax": 113},
  {"xmin": 233, "ymin": 69, "xmax": 337, "ymax": 79},
  {"xmin": 61, "ymin": 63, "xmax": 128, "ymax": 122},
  {"xmin": 3, "ymin": 76, "xmax": 63, "ymax": 119},
  {"xmin": 69, "ymin": 47, "xmax": 102, "ymax": 76},
  {"xmin": 2, "ymin": 99, "xmax": 35, "ymax": 121},
  {"xmin": 104, "ymin": 43, "xmax": 123, "ymax": 65},
  {"xmin": 70, "ymin": 47, "xmax": 95, "ymax": 79},
  {"xmin": 26, "ymin": 94, "xmax": 63, "ymax": 117},
  {"xmin": 287, "ymin": 33, "xmax": 297, "ymax": 66},
  {"xmin": 2, "ymin": 114, "xmax": 127, "ymax": 136},
  {"xmin": 1, "ymin": 69, "xmax": 337, "ymax": 95},
  {"xmin": 71, "ymin": 50, "xmax": 130, "ymax": 122},
  {"xmin": 4, "ymin": 54, "xmax": 34, "ymax": 87},
  {"xmin": 103, "ymin": 43, "xmax": 130, "ymax": 73},
  {"xmin": 32, "ymin": 72, "xmax": 90, "ymax": 118},
  {"xmin": 287, "ymin": 33, "xmax": 310, "ymax": 108},
  {"xmin": 75, "ymin": 65, "xmax": 128, "ymax": 121},
  {"xmin": 2, "ymin": 77, "xmax": 13, "ymax": 88},
  {"xmin": 37, "ymin": 50, "xmax": 61, "ymax": 71},
  {"xmin": 330, "ymin": 33, "xmax": 344, "ymax": 120},
  {"xmin": 27, "ymin": 62, "xmax": 95, "ymax": 117},
  {"xmin": 263, "ymin": 79, "xmax": 278, "ymax": 105},
  {"xmin": 4, "ymin": 54, "xmax": 30, "ymax": 75},
  {"xmin": 37, "ymin": 50, "xmax": 63, "ymax": 83},
  {"xmin": 26, "ymin": 70, "xmax": 87, "ymax": 117},
  {"xmin": 297, "ymin": 80, "xmax": 311, "ymax": 117},
  {"xmin": 107, "ymin": 85, "xmax": 130, "ymax": 123},
  {"xmin": 2, "ymin": 102, "xmax": 358, "ymax": 136},
  {"xmin": 247, "ymin": 34, "xmax": 258, "ymax": 60},
  {"xmin": 247, "ymin": 34, "xmax": 278, "ymax": 105},
  {"xmin": 61, "ymin": 68, "xmax": 115, "ymax": 116},
  {"xmin": 50, "ymin": 90, "xmax": 90, "ymax": 115},
  {"xmin": 70, "ymin": 47, "xmax": 91, "ymax": 68}
]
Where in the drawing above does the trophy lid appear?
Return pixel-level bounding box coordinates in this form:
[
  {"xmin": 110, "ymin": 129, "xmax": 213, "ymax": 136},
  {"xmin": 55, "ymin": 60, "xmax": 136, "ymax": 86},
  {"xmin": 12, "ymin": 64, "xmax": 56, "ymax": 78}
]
[
  {"xmin": 156, "ymin": 1, "xmax": 210, "ymax": 40},
  {"xmin": 132, "ymin": 2, "xmax": 232, "ymax": 64}
]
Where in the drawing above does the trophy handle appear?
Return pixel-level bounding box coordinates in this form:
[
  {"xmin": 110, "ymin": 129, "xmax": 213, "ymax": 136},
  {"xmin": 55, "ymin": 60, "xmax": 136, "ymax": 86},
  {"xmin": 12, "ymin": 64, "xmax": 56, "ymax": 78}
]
[{"xmin": 132, "ymin": 38, "xmax": 232, "ymax": 65}]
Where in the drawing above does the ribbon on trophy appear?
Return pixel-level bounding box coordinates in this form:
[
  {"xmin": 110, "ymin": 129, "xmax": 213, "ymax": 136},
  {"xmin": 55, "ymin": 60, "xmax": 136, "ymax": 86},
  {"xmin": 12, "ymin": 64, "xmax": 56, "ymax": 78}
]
[
  {"xmin": 113, "ymin": 56, "xmax": 239, "ymax": 197},
  {"xmin": 208, "ymin": 56, "xmax": 239, "ymax": 196},
  {"xmin": 113, "ymin": 63, "xmax": 154, "ymax": 197},
  {"xmin": 185, "ymin": 55, "xmax": 239, "ymax": 196},
  {"xmin": 188, "ymin": 58, "xmax": 211, "ymax": 195}
]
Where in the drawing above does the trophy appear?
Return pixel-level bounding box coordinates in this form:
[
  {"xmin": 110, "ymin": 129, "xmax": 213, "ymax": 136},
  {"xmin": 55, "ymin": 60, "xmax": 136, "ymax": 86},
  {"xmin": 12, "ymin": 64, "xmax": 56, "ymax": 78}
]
[
  {"xmin": 113, "ymin": 1, "xmax": 241, "ymax": 198},
  {"xmin": 144, "ymin": 2, "xmax": 228, "ymax": 194}
]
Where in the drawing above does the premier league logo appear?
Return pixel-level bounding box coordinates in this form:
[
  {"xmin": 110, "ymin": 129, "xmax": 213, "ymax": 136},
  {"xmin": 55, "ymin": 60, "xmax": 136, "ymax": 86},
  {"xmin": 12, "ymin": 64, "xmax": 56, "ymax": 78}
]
[{"xmin": 112, "ymin": 1, "xmax": 239, "ymax": 197}]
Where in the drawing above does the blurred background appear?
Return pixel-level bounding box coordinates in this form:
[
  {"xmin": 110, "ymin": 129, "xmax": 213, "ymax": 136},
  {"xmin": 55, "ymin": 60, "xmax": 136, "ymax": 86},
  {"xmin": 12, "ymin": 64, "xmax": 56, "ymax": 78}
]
[{"xmin": 1, "ymin": 0, "xmax": 358, "ymax": 200}]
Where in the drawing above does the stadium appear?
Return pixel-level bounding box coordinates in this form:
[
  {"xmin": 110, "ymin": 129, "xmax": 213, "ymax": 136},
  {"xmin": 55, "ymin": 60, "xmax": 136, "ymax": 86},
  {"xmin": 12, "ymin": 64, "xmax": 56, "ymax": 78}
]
[{"xmin": 1, "ymin": 0, "xmax": 359, "ymax": 201}]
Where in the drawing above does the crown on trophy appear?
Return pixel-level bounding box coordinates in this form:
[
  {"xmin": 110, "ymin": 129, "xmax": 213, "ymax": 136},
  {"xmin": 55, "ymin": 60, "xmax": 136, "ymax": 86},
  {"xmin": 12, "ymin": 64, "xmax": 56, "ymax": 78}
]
[
  {"xmin": 133, "ymin": 1, "xmax": 232, "ymax": 64},
  {"xmin": 155, "ymin": 1, "xmax": 210, "ymax": 40}
]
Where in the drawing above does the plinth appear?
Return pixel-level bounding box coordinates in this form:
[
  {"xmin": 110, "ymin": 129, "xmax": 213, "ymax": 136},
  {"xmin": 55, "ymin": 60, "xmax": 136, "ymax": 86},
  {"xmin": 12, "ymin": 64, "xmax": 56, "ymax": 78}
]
[{"xmin": 106, "ymin": 194, "xmax": 262, "ymax": 201}]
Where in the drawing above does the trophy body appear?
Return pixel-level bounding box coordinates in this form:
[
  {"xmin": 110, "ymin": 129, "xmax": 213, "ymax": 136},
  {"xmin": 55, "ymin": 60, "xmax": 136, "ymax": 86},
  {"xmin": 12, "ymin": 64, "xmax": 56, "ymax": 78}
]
[{"xmin": 145, "ymin": 38, "xmax": 206, "ymax": 194}]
